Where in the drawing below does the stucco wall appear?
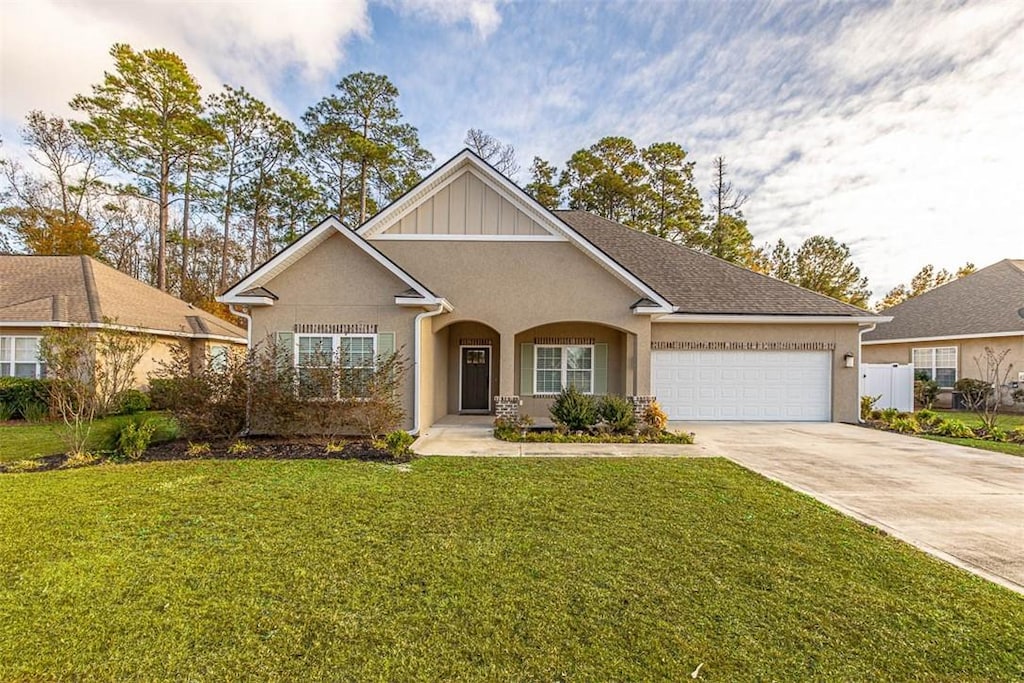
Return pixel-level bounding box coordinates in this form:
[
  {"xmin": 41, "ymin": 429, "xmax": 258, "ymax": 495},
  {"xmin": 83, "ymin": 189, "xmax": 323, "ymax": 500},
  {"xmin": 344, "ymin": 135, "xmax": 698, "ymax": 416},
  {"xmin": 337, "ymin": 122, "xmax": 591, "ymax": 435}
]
[
  {"xmin": 652, "ymin": 322, "xmax": 864, "ymax": 423},
  {"xmin": 252, "ymin": 232, "xmax": 422, "ymax": 429}
]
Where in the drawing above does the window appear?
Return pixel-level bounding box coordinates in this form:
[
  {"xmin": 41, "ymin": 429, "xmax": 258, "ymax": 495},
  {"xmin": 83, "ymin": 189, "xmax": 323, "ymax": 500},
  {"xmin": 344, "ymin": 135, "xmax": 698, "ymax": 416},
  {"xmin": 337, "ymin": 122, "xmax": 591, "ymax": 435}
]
[
  {"xmin": 913, "ymin": 346, "xmax": 957, "ymax": 388},
  {"xmin": 0, "ymin": 336, "xmax": 45, "ymax": 379},
  {"xmin": 295, "ymin": 334, "xmax": 376, "ymax": 398},
  {"xmin": 534, "ymin": 345, "xmax": 593, "ymax": 394},
  {"xmin": 209, "ymin": 345, "xmax": 229, "ymax": 371}
]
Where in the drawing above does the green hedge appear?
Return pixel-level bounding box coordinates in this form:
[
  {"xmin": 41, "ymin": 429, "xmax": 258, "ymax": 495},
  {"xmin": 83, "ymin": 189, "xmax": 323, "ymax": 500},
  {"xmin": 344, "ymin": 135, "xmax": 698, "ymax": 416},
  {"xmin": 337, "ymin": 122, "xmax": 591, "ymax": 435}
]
[{"xmin": 0, "ymin": 377, "xmax": 52, "ymax": 420}]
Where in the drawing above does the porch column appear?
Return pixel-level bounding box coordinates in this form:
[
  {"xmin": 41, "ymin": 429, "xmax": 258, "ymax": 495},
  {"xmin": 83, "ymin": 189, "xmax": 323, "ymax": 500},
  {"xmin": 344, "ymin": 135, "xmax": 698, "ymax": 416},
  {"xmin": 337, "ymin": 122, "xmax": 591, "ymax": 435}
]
[
  {"xmin": 636, "ymin": 325, "xmax": 652, "ymax": 394},
  {"xmin": 498, "ymin": 329, "xmax": 517, "ymax": 396},
  {"xmin": 625, "ymin": 333, "xmax": 637, "ymax": 395}
]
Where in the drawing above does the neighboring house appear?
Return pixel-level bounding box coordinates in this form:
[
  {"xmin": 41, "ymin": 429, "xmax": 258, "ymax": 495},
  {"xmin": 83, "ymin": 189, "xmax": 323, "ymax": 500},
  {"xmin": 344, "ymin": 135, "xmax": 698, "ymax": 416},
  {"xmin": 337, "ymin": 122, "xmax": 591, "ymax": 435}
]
[
  {"xmin": 0, "ymin": 255, "xmax": 247, "ymax": 384},
  {"xmin": 863, "ymin": 259, "xmax": 1024, "ymax": 402},
  {"xmin": 218, "ymin": 150, "xmax": 885, "ymax": 432}
]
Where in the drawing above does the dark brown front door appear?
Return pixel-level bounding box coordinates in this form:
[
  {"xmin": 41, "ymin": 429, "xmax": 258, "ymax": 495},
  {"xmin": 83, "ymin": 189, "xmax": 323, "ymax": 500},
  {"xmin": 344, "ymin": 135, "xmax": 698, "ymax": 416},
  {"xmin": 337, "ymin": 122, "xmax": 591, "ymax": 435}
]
[{"xmin": 460, "ymin": 347, "xmax": 490, "ymax": 412}]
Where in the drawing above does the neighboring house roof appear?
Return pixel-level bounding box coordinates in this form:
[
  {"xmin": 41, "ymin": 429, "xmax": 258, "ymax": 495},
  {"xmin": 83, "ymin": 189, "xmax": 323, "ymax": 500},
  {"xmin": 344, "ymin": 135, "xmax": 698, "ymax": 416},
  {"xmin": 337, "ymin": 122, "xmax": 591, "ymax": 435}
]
[
  {"xmin": 0, "ymin": 254, "xmax": 247, "ymax": 342},
  {"xmin": 557, "ymin": 211, "xmax": 872, "ymax": 317},
  {"xmin": 863, "ymin": 259, "xmax": 1024, "ymax": 342}
]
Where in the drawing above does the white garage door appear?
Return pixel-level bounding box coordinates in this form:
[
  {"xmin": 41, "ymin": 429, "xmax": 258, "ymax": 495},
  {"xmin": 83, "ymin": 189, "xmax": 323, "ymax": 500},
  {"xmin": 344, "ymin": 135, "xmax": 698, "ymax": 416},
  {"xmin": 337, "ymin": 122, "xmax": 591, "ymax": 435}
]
[{"xmin": 652, "ymin": 350, "xmax": 832, "ymax": 421}]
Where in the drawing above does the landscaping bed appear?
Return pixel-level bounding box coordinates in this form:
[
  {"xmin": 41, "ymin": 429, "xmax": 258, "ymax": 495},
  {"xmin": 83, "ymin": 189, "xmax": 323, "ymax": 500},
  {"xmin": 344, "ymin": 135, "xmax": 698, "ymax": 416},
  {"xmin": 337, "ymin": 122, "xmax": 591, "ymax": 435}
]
[
  {"xmin": 864, "ymin": 407, "xmax": 1024, "ymax": 457},
  {"xmin": 0, "ymin": 436, "xmax": 405, "ymax": 474}
]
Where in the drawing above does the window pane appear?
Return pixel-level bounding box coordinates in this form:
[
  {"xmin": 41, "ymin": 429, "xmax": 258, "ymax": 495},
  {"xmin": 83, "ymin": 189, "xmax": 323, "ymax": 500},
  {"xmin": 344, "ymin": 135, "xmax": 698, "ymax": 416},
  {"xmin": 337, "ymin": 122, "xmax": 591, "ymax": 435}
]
[
  {"xmin": 298, "ymin": 367, "xmax": 334, "ymax": 399},
  {"xmin": 934, "ymin": 347, "xmax": 957, "ymax": 368},
  {"xmin": 566, "ymin": 346, "xmax": 592, "ymax": 370},
  {"xmin": 536, "ymin": 347, "xmax": 561, "ymax": 369},
  {"xmin": 935, "ymin": 368, "xmax": 957, "ymax": 387},
  {"xmin": 912, "ymin": 349, "xmax": 932, "ymax": 367},
  {"xmin": 567, "ymin": 370, "xmax": 592, "ymax": 393},
  {"xmin": 14, "ymin": 363, "xmax": 37, "ymax": 378},
  {"xmin": 341, "ymin": 336, "xmax": 374, "ymax": 367},
  {"xmin": 536, "ymin": 369, "xmax": 562, "ymax": 394},
  {"xmin": 14, "ymin": 338, "xmax": 39, "ymax": 362},
  {"xmin": 917, "ymin": 368, "xmax": 934, "ymax": 381},
  {"xmin": 298, "ymin": 336, "xmax": 332, "ymax": 366},
  {"xmin": 0, "ymin": 338, "xmax": 9, "ymax": 360},
  {"xmin": 0, "ymin": 362, "xmax": 10, "ymax": 377}
]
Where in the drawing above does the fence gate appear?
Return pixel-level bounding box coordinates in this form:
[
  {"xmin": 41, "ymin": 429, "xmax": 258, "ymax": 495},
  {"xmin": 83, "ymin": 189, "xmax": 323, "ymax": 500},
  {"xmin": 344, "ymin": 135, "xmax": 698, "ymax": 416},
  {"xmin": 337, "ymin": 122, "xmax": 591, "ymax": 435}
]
[{"xmin": 860, "ymin": 363, "xmax": 915, "ymax": 412}]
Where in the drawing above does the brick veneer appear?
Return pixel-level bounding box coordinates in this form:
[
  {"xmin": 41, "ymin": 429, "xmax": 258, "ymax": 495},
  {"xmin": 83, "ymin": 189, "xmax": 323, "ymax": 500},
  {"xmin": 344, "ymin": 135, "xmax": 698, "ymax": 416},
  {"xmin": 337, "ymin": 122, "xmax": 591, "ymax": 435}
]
[
  {"xmin": 627, "ymin": 395, "xmax": 656, "ymax": 422},
  {"xmin": 494, "ymin": 395, "xmax": 521, "ymax": 420}
]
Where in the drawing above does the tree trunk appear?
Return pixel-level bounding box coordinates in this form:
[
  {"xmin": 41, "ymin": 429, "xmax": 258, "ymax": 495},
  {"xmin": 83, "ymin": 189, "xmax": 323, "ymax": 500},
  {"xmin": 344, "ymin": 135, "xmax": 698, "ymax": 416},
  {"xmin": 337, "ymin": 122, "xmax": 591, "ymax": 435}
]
[
  {"xmin": 219, "ymin": 165, "xmax": 235, "ymax": 291},
  {"xmin": 180, "ymin": 154, "xmax": 192, "ymax": 298},
  {"xmin": 157, "ymin": 156, "xmax": 169, "ymax": 291}
]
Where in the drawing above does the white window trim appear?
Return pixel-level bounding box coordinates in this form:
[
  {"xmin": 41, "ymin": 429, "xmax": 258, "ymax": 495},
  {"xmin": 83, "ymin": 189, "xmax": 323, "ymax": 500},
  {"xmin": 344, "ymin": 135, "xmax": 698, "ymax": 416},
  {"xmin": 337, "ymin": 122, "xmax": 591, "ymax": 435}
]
[
  {"xmin": 294, "ymin": 333, "xmax": 378, "ymax": 399},
  {"xmin": 0, "ymin": 335, "xmax": 46, "ymax": 379},
  {"xmin": 912, "ymin": 346, "xmax": 958, "ymax": 389},
  {"xmin": 534, "ymin": 344, "xmax": 595, "ymax": 395}
]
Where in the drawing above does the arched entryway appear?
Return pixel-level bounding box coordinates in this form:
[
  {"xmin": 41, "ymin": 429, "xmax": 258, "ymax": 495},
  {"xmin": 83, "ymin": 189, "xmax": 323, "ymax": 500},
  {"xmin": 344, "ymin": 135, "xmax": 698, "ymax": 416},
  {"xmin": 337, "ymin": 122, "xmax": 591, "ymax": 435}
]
[{"xmin": 435, "ymin": 320, "xmax": 501, "ymax": 415}]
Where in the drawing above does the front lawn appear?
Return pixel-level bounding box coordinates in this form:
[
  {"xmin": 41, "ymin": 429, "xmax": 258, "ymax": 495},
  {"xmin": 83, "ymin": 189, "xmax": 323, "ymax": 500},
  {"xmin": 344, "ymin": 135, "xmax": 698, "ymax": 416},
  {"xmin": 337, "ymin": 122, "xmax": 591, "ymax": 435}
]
[
  {"xmin": 0, "ymin": 412, "xmax": 176, "ymax": 463},
  {"xmin": 929, "ymin": 410, "xmax": 1024, "ymax": 456},
  {"xmin": 936, "ymin": 410, "xmax": 1024, "ymax": 428},
  {"xmin": 923, "ymin": 434, "xmax": 1024, "ymax": 457},
  {"xmin": 1, "ymin": 458, "xmax": 1021, "ymax": 680}
]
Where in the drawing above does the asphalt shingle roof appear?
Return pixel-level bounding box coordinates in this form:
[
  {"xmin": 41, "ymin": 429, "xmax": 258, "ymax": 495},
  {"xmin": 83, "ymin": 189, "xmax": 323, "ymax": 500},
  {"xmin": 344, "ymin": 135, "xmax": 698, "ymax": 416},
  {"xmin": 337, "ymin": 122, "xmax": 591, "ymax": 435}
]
[
  {"xmin": 555, "ymin": 210, "xmax": 872, "ymax": 316},
  {"xmin": 0, "ymin": 255, "xmax": 247, "ymax": 340},
  {"xmin": 863, "ymin": 259, "xmax": 1024, "ymax": 341}
]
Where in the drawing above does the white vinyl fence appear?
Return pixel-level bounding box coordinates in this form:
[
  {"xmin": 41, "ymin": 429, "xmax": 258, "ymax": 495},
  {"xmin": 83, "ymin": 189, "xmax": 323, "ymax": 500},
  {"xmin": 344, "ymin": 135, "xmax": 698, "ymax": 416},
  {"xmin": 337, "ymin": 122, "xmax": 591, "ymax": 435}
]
[{"xmin": 860, "ymin": 363, "xmax": 915, "ymax": 413}]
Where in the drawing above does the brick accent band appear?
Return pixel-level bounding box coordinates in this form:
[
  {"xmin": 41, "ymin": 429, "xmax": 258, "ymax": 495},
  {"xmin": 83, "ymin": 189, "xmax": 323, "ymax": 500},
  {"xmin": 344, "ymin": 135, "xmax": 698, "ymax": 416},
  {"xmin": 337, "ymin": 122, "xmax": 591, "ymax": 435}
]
[
  {"xmin": 534, "ymin": 337, "xmax": 596, "ymax": 345},
  {"xmin": 294, "ymin": 323, "xmax": 378, "ymax": 334},
  {"xmin": 494, "ymin": 396, "xmax": 521, "ymax": 420},
  {"xmin": 651, "ymin": 341, "xmax": 835, "ymax": 351},
  {"xmin": 627, "ymin": 395, "xmax": 656, "ymax": 423},
  {"xmin": 460, "ymin": 338, "xmax": 493, "ymax": 346}
]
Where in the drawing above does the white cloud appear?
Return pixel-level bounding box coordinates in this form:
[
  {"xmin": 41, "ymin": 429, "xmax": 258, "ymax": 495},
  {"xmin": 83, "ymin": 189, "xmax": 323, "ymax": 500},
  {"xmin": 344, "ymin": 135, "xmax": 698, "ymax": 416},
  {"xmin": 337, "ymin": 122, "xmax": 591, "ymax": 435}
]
[
  {"xmin": 0, "ymin": 0, "xmax": 370, "ymax": 126},
  {"xmin": 393, "ymin": 0, "xmax": 502, "ymax": 38}
]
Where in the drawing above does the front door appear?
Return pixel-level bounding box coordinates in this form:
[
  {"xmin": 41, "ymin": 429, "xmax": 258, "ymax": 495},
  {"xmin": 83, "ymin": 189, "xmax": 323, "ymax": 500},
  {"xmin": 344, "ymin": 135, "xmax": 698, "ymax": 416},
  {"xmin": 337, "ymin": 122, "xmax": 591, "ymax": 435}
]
[{"xmin": 460, "ymin": 347, "xmax": 491, "ymax": 412}]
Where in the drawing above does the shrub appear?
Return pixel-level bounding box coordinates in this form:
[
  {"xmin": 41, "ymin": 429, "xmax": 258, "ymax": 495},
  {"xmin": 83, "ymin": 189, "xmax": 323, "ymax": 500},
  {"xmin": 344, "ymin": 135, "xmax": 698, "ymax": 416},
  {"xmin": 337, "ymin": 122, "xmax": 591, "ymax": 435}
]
[
  {"xmin": 879, "ymin": 408, "xmax": 899, "ymax": 425},
  {"xmin": 4, "ymin": 459, "xmax": 43, "ymax": 473},
  {"xmin": 186, "ymin": 441, "xmax": 211, "ymax": 457},
  {"xmin": 227, "ymin": 440, "xmax": 253, "ymax": 455},
  {"xmin": 116, "ymin": 419, "xmax": 156, "ymax": 460},
  {"xmin": 0, "ymin": 377, "xmax": 52, "ymax": 419},
  {"xmin": 597, "ymin": 395, "xmax": 636, "ymax": 434},
  {"xmin": 549, "ymin": 386, "xmax": 598, "ymax": 432},
  {"xmin": 493, "ymin": 414, "xmax": 535, "ymax": 440},
  {"xmin": 148, "ymin": 378, "xmax": 181, "ymax": 410},
  {"xmin": 114, "ymin": 389, "xmax": 150, "ymax": 415},
  {"xmin": 643, "ymin": 401, "xmax": 668, "ymax": 432},
  {"xmin": 954, "ymin": 378, "xmax": 991, "ymax": 410},
  {"xmin": 915, "ymin": 409, "xmax": 942, "ymax": 428},
  {"xmin": 934, "ymin": 419, "xmax": 973, "ymax": 438},
  {"xmin": 0, "ymin": 401, "xmax": 15, "ymax": 421},
  {"xmin": 383, "ymin": 430, "xmax": 415, "ymax": 460},
  {"xmin": 1008, "ymin": 427, "xmax": 1024, "ymax": 444},
  {"xmin": 324, "ymin": 441, "xmax": 345, "ymax": 453},
  {"xmin": 860, "ymin": 394, "xmax": 881, "ymax": 421},
  {"xmin": 914, "ymin": 379, "xmax": 939, "ymax": 409},
  {"xmin": 975, "ymin": 425, "xmax": 1007, "ymax": 442},
  {"xmin": 22, "ymin": 401, "xmax": 49, "ymax": 423},
  {"xmin": 62, "ymin": 451, "xmax": 99, "ymax": 468},
  {"xmin": 888, "ymin": 416, "xmax": 920, "ymax": 434}
]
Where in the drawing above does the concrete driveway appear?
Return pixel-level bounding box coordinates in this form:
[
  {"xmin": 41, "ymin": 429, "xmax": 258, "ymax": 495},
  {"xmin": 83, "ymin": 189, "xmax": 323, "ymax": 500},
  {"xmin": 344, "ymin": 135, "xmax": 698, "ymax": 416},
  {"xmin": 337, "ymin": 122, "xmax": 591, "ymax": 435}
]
[{"xmin": 691, "ymin": 422, "xmax": 1024, "ymax": 593}]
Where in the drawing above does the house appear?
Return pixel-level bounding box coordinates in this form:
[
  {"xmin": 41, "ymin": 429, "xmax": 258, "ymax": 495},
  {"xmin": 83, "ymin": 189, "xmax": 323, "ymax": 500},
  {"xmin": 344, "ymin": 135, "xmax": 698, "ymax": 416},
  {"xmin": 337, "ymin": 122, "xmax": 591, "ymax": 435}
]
[
  {"xmin": 0, "ymin": 254, "xmax": 247, "ymax": 383},
  {"xmin": 862, "ymin": 260, "xmax": 1024, "ymax": 402},
  {"xmin": 218, "ymin": 150, "xmax": 886, "ymax": 433}
]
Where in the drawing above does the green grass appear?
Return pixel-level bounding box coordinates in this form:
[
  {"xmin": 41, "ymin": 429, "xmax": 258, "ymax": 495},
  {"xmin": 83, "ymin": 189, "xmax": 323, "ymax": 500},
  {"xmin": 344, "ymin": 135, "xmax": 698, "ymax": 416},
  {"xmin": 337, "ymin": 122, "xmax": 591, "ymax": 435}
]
[
  {"xmin": 923, "ymin": 435, "xmax": 1024, "ymax": 457},
  {"xmin": 935, "ymin": 410, "xmax": 1024, "ymax": 428},
  {"xmin": 1, "ymin": 458, "xmax": 1021, "ymax": 681},
  {"xmin": 0, "ymin": 411, "xmax": 177, "ymax": 462}
]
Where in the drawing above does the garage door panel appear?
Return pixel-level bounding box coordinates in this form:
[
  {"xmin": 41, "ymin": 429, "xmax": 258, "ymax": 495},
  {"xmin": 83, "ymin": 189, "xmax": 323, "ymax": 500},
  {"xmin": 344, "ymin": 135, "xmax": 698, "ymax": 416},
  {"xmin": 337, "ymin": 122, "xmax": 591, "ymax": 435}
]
[{"xmin": 652, "ymin": 350, "xmax": 831, "ymax": 421}]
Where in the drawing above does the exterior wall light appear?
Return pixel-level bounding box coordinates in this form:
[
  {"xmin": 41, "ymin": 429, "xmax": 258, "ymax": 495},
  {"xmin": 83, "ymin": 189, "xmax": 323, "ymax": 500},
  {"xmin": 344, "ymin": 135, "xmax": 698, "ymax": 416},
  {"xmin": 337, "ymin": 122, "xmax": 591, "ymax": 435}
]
[{"xmin": 843, "ymin": 352, "xmax": 855, "ymax": 368}]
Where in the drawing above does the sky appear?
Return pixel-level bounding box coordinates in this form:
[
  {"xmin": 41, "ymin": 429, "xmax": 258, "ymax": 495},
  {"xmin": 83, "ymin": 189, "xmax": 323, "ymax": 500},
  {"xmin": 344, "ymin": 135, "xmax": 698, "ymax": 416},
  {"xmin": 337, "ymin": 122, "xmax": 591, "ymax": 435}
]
[{"xmin": 2, "ymin": 0, "xmax": 1022, "ymax": 298}]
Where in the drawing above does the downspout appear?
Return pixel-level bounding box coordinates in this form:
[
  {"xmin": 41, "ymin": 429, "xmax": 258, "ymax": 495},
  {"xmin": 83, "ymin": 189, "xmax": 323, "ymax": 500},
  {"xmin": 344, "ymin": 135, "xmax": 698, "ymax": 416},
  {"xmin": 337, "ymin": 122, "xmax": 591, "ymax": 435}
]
[
  {"xmin": 857, "ymin": 324, "xmax": 877, "ymax": 423},
  {"xmin": 229, "ymin": 305, "xmax": 255, "ymax": 435},
  {"xmin": 411, "ymin": 300, "xmax": 451, "ymax": 436}
]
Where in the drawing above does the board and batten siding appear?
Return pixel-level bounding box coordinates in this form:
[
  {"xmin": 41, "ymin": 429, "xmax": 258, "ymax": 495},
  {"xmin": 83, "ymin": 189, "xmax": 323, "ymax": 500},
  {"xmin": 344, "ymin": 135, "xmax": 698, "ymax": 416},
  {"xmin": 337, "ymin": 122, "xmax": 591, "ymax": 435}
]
[{"xmin": 382, "ymin": 170, "xmax": 551, "ymax": 237}]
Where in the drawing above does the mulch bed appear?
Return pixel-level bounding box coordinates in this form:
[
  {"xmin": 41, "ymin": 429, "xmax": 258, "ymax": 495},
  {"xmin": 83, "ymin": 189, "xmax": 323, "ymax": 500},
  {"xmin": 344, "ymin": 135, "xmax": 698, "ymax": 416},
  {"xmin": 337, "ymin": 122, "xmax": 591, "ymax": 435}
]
[{"xmin": 1, "ymin": 437, "xmax": 404, "ymax": 474}]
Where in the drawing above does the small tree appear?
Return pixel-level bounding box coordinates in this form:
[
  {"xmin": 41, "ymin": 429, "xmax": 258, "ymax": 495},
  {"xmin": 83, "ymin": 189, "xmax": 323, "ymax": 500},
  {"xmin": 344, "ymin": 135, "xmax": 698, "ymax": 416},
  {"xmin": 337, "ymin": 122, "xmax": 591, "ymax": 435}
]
[
  {"xmin": 40, "ymin": 323, "xmax": 152, "ymax": 454},
  {"xmin": 969, "ymin": 347, "xmax": 1015, "ymax": 431}
]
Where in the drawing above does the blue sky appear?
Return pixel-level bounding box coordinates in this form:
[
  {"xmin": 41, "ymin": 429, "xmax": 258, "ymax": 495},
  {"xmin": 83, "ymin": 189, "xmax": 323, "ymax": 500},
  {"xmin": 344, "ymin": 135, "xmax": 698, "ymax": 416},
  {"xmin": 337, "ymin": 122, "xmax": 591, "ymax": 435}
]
[{"xmin": 3, "ymin": 0, "xmax": 1022, "ymax": 298}]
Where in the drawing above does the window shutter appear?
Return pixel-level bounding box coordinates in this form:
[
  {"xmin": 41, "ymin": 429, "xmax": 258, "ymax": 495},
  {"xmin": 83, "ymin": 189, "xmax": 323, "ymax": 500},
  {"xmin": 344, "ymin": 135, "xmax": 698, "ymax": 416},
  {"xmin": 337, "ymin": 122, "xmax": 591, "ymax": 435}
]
[
  {"xmin": 274, "ymin": 332, "xmax": 294, "ymax": 371},
  {"xmin": 520, "ymin": 343, "xmax": 534, "ymax": 396},
  {"xmin": 593, "ymin": 343, "xmax": 608, "ymax": 395},
  {"xmin": 377, "ymin": 332, "xmax": 395, "ymax": 359}
]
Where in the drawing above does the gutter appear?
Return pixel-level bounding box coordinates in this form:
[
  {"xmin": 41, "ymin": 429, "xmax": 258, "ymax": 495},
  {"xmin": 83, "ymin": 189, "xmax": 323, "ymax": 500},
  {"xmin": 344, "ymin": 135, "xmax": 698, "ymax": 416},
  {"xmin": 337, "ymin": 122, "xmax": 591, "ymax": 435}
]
[
  {"xmin": 857, "ymin": 323, "xmax": 877, "ymax": 424},
  {"xmin": 228, "ymin": 306, "xmax": 253, "ymax": 348},
  {"xmin": 410, "ymin": 300, "xmax": 453, "ymax": 436}
]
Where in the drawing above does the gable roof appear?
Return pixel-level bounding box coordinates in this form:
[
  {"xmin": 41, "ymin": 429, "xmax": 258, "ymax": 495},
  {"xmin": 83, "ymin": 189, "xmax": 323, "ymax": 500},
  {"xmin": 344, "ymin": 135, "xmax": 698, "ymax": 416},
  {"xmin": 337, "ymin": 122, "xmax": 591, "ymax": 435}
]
[
  {"xmin": 358, "ymin": 149, "xmax": 675, "ymax": 311},
  {"xmin": 0, "ymin": 254, "xmax": 246, "ymax": 342},
  {"xmin": 218, "ymin": 216, "xmax": 442, "ymax": 306},
  {"xmin": 863, "ymin": 259, "xmax": 1024, "ymax": 342},
  {"xmin": 557, "ymin": 211, "xmax": 877, "ymax": 317}
]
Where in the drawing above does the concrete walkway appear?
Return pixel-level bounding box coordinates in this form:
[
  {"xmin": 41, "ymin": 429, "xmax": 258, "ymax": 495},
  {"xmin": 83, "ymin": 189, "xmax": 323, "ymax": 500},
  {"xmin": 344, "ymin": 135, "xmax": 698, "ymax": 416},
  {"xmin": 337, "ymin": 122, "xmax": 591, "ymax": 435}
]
[{"xmin": 695, "ymin": 422, "xmax": 1024, "ymax": 594}]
